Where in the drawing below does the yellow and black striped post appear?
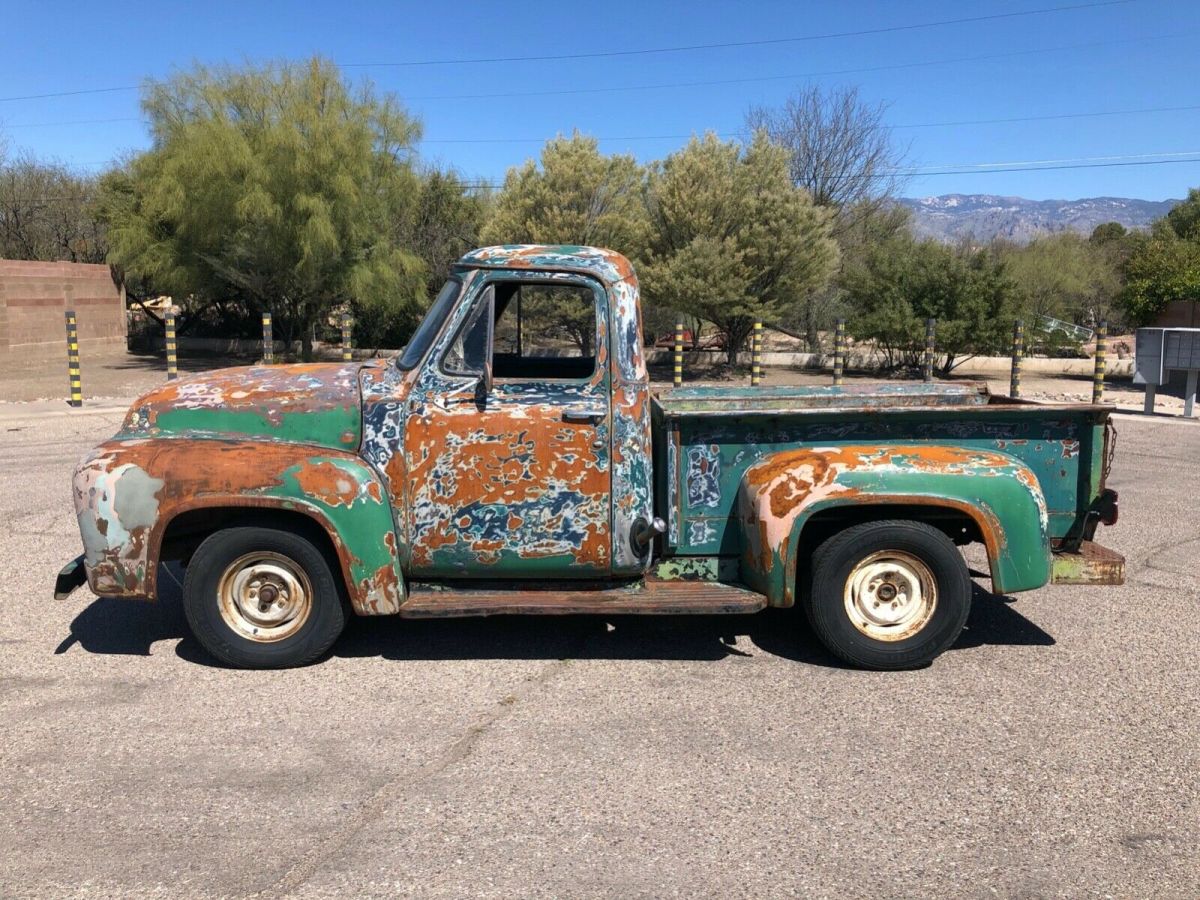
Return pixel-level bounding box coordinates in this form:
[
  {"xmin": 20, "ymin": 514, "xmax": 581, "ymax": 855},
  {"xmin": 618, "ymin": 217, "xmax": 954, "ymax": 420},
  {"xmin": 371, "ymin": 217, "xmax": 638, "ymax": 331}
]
[
  {"xmin": 833, "ymin": 317, "xmax": 846, "ymax": 386},
  {"xmin": 341, "ymin": 314, "xmax": 353, "ymax": 362},
  {"xmin": 923, "ymin": 318, "xmax": 936, "ymax": 383},
  {"xmin": 261, "ymin": 312, "xmax": 274, "ymax": 364},
  {"xmin": 751, "ymin": 320, "xmax": 763, "ymax": 386},
  {"xmin": 673, "ymin": 318, "xmax": 683, "ymax": 387},
  {"xmin": 1092, "ymin": 319, "xmax": 1108, "ymax": 403},
  {"xmin": 64, "ymin": 310, "xmax": 82, "ymax": 407},
  {"xmin": 165, "ymin": 306, "xmax": 179, "ymax": 380},
  {"xmin": 1009, "ymin": 319, "xmax": 1024, "ymax": 398}
]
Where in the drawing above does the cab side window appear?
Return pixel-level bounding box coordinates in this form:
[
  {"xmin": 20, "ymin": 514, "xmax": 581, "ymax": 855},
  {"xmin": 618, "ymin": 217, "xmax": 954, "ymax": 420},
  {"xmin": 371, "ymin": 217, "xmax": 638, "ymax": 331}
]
[{"xmin": 492, "ymin": 282, "xmax": 597, "ymax": 381}]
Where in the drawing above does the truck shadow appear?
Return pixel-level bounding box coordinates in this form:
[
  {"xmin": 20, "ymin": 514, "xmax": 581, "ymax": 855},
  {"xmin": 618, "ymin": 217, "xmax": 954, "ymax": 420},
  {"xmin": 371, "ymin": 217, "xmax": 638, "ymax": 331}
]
[{"xmin": 58, "ymin": 576, "xmax": 1052, "ymax": 668}]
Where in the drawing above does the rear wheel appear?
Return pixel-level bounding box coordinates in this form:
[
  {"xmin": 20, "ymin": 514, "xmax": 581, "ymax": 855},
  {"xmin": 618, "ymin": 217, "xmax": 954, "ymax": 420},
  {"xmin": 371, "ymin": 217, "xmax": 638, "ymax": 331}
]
[
  {"xmin": 803, "ymin": 520, "xmax": 972, "ymax": 670},
  {"xmin": 182, "ymin": 526, "xmax": 348, "ymax": 669}
]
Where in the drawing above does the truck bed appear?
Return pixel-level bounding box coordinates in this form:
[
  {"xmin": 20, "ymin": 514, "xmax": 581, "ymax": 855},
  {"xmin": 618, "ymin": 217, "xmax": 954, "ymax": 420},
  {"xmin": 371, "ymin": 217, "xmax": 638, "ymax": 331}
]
[{"xmin": 651, "ymin": 382, "xmax": 1112, "ymax": 556}]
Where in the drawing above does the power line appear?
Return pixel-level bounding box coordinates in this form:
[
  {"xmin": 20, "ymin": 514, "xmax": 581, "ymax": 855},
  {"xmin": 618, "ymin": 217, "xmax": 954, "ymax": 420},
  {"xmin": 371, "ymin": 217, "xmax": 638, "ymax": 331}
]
[
  {"xmin": 894, "ymin": 103, "xmax": 1200, "ymax": 130},
  {"xmin": 5, "ymin": 95, "xmax": 1195, "ymax": 141},
  {"xmin": 0, "ymin": 85, "xmax": 138, "ymax": 104},
  {"xmin": 405, "ymin": 33, "xmax": 1183, "ymax": 102},
  {"xmin": 453, "ymin": 153, "xmax": 1200, "ymax": 189},
  {"xmin": 343, "ymin": 0, "xmax": 1136, "ymax": 68},
  {"xmin": 0, "ymin": 1, "xmax": 1142, "ymax": 104},
  {"xmin": 910, "ymin": 156, "xmax": 1200, "ymax": 177},
  {"xmin": 0, "ymin": 116, "xmax": 143, "ymax": 129},
  {"xmin": 417, "ymin": 104, "xmax": 1200, "ymax": 144},
  {"xmin": 910, "ymin": 150, "xmax": 1200, "ymax": 171},
  {"xmin": 11, "ymin": 153, "xmax": 1200, "ymax": 200}
]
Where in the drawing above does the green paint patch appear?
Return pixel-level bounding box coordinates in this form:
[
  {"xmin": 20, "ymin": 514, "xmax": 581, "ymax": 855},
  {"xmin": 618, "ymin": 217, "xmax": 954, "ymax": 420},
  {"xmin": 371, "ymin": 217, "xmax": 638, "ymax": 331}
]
[{"xmin": 141, "ymin": 406, "xmax": 360, "ymax": 450}]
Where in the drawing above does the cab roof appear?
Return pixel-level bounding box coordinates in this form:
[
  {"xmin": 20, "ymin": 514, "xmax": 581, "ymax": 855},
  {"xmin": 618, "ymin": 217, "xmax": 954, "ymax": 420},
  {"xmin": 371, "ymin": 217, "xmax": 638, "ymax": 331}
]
[{"xmin": 455, "ymin": 244, "xmax": 636, "ymax": 285}]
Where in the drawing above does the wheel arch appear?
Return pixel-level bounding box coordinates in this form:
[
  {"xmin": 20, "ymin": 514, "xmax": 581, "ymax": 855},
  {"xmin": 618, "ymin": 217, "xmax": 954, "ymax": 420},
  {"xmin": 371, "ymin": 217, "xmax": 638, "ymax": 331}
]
[
  {"xmin": 157, "ymin": 501, "xmax": 348, "ymax": 602},
  {"xmin": 152, "ymin": 496, "xmax": 403, "ymax": 616},
  {"xmin": 786, "ymin": 498, "xmax": 998, "ymax": 606}
]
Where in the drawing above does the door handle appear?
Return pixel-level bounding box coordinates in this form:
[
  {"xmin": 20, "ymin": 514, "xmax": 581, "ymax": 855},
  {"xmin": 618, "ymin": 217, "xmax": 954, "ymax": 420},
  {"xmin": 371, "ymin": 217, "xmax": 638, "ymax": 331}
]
[{"xmin": 563, "ymin": 408, "xmax": 604, "ymax": 425}]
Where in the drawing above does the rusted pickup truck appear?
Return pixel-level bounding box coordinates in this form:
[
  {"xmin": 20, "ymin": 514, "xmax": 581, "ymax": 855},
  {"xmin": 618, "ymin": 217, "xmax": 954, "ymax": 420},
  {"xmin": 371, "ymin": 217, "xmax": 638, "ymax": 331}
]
[{"xmin": 59, "ymin": 245, "xmax": 1123, "ymax": 669}]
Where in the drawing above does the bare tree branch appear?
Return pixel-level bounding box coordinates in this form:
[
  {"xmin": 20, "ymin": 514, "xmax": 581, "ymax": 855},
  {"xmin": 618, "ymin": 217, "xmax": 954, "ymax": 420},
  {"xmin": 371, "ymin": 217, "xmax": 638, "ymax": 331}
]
[{"xmin": 747, "ymin": 85, "xmax": 910, "ymax": 236}]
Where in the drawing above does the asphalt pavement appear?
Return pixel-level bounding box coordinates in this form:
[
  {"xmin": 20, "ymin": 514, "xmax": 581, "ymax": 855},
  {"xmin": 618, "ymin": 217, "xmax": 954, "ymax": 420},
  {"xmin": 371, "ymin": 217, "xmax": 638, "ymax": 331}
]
[{"xmin": 0, "ymin": 401, "xmax": 1197, "ymax": 898}]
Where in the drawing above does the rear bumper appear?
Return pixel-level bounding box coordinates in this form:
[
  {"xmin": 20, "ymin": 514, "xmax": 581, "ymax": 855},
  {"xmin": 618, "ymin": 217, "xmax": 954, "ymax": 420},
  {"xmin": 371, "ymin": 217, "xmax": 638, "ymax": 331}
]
[{"xmin": 1051, "ymin": 540, "xmax": 1125, "ymax": 586}]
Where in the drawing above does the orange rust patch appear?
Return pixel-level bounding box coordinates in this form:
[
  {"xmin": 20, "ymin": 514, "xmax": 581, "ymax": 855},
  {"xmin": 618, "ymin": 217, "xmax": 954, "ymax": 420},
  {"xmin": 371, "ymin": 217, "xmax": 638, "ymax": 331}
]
[
  {"xmin": 83, "ymin": 439, "xmax": 385, "ymax": 612},
  {"xmin": 358, "ymin": 562, "xmax": 402, "ymax": 615},
  {"xmin": 291, "ymin": 461, "xmax": 362, "ymax": 508},
  {"xmin": 404, "ymin": 401, "xmax": 610, "ymax": 570}
]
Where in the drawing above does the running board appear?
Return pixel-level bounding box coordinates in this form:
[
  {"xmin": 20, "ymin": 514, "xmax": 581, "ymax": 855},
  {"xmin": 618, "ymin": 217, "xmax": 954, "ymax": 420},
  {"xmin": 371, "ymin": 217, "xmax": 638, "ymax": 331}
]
[{"xmin": 400, "ymin": 578, "xmax": 768, "ymax": 618}]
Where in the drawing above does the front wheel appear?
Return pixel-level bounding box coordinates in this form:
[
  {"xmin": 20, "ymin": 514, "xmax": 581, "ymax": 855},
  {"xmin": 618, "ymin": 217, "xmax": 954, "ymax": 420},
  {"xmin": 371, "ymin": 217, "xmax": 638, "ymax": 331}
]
[
  {"xmin": 803, "ymin": 520, "xmax": 972, "ymax": 670},
  {"xmin": 182, "ymin": 526, "xmax": 348, "ymax": 669}
]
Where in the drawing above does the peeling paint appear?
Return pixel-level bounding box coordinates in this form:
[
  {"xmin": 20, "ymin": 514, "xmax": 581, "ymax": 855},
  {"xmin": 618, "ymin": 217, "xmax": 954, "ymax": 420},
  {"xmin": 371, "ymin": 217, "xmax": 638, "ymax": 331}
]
[
  {"xmin": 734, "ymin": 444, "xmax": 1052, "ymax": 604},
  {"xmin": 66, "ymin": 243, "xmax": 1117, "ymax": 633},
  {"xmin": 73, "ymin": 440, "xmax": 403, "ymax": 615}
]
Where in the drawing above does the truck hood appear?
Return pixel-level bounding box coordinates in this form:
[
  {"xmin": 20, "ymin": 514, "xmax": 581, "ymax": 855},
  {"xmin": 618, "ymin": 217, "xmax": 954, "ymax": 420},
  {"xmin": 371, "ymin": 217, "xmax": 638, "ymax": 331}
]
[{"xmin": 119, "ymin": 362, "xmax": 364, "ymax": 452}]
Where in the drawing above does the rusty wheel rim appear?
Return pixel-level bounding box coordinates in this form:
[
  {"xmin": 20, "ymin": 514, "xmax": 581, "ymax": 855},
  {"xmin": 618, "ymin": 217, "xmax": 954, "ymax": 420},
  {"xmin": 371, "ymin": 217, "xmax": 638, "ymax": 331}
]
[
  {"xmin": 843, "ymin": 550, "xmax": 938, "ymax": 642},
  {"xmin": 217, "ymin": 552, "xmax": 313, "ymax": 643}
]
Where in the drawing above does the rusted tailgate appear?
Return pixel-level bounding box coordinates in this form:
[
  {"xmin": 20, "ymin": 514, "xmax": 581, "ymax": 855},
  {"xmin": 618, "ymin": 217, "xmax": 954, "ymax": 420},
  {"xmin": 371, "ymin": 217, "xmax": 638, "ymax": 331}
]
[{"xmin": 1051, "ymin": 540, "xmax": 1125, "ymax": 585}]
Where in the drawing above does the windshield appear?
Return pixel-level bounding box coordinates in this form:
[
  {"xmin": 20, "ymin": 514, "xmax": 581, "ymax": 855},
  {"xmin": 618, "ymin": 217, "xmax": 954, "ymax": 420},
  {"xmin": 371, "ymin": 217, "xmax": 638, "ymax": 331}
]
[{"xmin": 395, "ymin": 277, "xmax": 462, "ymax": 371}]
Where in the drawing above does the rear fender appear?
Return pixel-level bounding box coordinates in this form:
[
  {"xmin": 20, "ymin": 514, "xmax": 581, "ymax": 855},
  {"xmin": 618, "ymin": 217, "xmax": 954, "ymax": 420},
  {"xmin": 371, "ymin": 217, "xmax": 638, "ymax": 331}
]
[
  {"xmin": 73, "ymin": 439, "xmax": 404, "ymax": 615},
  {"xmin": 736, "ymin": 445, "xmax": 1051, "ymax": 605}
]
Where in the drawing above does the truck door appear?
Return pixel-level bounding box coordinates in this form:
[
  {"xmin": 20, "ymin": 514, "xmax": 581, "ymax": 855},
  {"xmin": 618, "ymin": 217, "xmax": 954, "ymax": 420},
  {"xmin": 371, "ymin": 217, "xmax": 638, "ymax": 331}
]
[{"xmin": 403, "ymin": 272, "xmax": 613, "ymax": 578}]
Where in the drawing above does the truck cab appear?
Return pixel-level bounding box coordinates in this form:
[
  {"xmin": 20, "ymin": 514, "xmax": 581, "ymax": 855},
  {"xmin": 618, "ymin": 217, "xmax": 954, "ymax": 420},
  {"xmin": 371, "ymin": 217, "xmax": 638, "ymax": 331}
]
[{"xmin": 61, "ymin": 245, "xmax": 1123, "ymax": 670}]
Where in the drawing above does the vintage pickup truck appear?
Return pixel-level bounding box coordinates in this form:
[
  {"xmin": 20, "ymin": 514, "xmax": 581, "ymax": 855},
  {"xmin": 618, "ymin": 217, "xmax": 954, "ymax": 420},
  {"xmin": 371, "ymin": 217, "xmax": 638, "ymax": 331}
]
[{"xmin": 58, "ymin": 245, "xmax": 1123, "ymax": 669}]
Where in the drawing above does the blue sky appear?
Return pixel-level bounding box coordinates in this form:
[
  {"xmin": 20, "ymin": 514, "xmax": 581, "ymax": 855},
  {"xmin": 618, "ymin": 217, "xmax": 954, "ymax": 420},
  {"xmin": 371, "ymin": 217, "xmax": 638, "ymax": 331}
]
[{"xmin": 1, "ymin": 0, "xmax": 1197, "ymax": 200}]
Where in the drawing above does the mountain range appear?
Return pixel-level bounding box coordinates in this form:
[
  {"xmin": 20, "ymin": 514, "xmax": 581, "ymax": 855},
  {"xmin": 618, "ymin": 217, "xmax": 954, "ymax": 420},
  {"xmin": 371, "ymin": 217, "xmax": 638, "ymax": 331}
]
[{"xmin": 898, "ymin": 194, "xmax": 1180, "ymax": 244}]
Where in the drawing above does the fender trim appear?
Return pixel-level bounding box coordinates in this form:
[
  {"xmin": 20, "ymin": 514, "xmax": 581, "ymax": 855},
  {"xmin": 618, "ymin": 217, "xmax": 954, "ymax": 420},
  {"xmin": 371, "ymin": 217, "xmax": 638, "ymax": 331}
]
[
  {"xmin": 73, "ymin": 439, "xmax": 405, "ymax": 615},
  {"xmin": 736, "ymin": 445, "xmax": 1052, "ymax": 605}
]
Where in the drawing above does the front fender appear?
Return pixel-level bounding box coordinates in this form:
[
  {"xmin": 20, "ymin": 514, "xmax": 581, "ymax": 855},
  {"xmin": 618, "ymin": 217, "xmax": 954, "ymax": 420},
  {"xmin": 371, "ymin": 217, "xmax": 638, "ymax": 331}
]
[
  {"xmin": 737, "ymin": 445, "xmax": 1050, "ymax": 605},
  {"xmin": 72, "ymin": 438, "xmax": 404, "ymax": 615}
]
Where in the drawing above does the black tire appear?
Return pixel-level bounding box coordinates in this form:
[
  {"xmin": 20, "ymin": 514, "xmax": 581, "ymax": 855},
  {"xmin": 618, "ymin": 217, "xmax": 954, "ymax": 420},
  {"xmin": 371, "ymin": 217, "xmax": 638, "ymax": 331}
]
[
  {"xmin": 803, "ymin": 520, "xmax": 972, "ymax": 670},
  {"xmin": 182, "ymin": 526, "xmax": 348, "ymax": 669}
]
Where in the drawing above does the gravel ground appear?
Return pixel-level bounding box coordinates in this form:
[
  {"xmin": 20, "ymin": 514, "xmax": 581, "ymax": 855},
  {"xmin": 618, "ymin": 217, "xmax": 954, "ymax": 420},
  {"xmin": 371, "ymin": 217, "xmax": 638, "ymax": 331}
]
[{"xmin": 0, "ymin": 394, "xmax": 1197, "ymax": 898}]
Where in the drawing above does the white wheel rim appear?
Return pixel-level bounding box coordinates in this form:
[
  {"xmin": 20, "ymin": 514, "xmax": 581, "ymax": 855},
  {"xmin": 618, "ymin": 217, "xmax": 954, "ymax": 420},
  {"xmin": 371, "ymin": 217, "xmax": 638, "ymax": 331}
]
[
  {"xmin": 217, "ymin": 552, "xmax": 313, "ymax": 643},
  {"xmin": 843, "ymin": 550, "xmax": 938, "ymax": 642}
]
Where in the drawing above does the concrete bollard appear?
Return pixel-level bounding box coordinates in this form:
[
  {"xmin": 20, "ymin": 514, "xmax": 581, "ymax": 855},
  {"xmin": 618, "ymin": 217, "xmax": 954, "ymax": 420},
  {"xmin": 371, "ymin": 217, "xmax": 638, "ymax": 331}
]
[
  {"xmin": 673, "ymin": 319, "xmax": 683, "ymax": 387},
  {"xmin": 165, "ymin": 307, "xmax": 179, "ymax": 381},
  {"xmin": 262, "ymin": 313, "xmax": 274, "ymax": 365},
  {"xmin": 924, "ymin": 318, "xmax": 936, "ymax": 383},
  {"xmin": 1092, "ymin": 320, "xmax": 1107, "ymax": 404},
  {"xmin": 833, "ymin": 317, "xmax": 845, "ymax": 386},
  {"xmin": 1010, "ymin": 319, "xmax": 1024, "ymax": 398},
  {"xmin": 341, "ymin": 314, "xmax": 353, "ymax": 362},
  {"xmin": 64, "ymin": 310, "xmax": 83, "ymax": 408},
  {"xmin": 751, "ymin": 320, "xmax": 763, "ymax": 386}
]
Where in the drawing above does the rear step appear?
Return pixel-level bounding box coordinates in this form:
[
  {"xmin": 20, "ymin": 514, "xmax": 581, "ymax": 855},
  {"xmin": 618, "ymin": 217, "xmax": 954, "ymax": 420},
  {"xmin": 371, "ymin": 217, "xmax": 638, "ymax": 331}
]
[
  {"xmin": 400, "ymin": 577, "xmax": 768, "ymax": 618},
  {"xmin": 1050, "ymin": 540, "xmax": 1126, "ymax": 585}
]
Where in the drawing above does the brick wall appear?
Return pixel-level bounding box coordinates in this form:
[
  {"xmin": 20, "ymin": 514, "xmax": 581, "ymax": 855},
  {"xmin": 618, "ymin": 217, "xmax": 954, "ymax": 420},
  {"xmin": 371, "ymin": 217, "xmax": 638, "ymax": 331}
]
[{"xmin": 0, "ymin": 260, "xmax": 126, "ymax": 354}]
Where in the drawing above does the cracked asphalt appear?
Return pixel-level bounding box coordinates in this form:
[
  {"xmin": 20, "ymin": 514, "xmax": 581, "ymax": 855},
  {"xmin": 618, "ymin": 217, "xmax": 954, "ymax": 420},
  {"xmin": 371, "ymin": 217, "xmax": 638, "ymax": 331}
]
[{"xmin": 0, "ymin": 399, "xmax": 1197, "ymax": 898}]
